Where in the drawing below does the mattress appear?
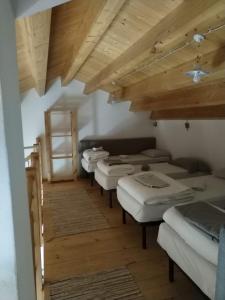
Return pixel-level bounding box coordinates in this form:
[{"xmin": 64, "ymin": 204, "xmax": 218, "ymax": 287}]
[
  {"xmin": 148, "ymin": 162, "xmax": 188, "ymax": 177},
  {"xmin": 118, "ymin": 171, "xmax": 192, "ymax": 206},
  {"xmin": 117, "ymin": 184, "xmax": 173, "ymax": 222},
  {"xmin": 117, "ymin": 174, "xmax": 225, "ymax": 223},
  {"xmin": 81, "ymin": 158, "xmax": 97, "ymax": 173},
  {"xmin": 164, "ymin": 206, "xmax": 219, "ymax": 266},
  {"xmin": 97, "ymin": 154, "xmax": 171, "ymax": 176},
  {"xmin": 158, "ymin": 223, "xmax": 216, "ymax": 300},
  {"xmin": 95, "ymin": 162, "xmax": 188, "ymax": 191},
  {"xmin": 95, "ymin": 167, "xmax": 119, "ymax": 190},
  {"xmin": 179, "ymin": 175, "xmax": 225, "ymax": 203},
  {"xmin": 107, "ymin": 154, "xmax": 170, "ymax": 164}
]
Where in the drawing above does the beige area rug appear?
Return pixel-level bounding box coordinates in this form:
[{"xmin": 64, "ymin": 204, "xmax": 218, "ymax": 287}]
[
  {"xmin": 44, "ymin": 188, "xmax": 109, "ymax": 240},
  {"xmin": 48, "ymin": 267, "xmax": 144, "ymax": 299}
]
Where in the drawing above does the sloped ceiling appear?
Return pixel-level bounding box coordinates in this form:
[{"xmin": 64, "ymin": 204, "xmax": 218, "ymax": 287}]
[{"xmin": 15, "ymin": 0, "xmax": 225, "ymax": 119}]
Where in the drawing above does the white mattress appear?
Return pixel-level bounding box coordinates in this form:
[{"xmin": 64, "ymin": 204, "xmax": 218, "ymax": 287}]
[
  {"xmin": 117, "ymin": 174, "xmax": 225, "ymax": 224},
  {"xmin": 118, "ymin": 171, "xmax": 192, "ymax": 206},
  {"xmin": 179, "ymin": 175, "xmax": 225, "ymax": 202},
  {"xmin": 158, "ymin": 223, "xmax": 216, "ymax": 300},
  {"xmin": 95, "ymin": 167, "xmax": 118, "ymax": 190},
  {"xmin": 164, "ymin": 206, "xmax": 219, "ymax": 266},
  {"xmin": 97, "ymin": 154, "xmax": 171, "ymax": 176},
  {"xmin": 95, "ymin": 162, "xmax": 187, "ymax": 191},
  {"xmin": 149, "ymin": 162, "xmax": 188, "ymax": 176},
  {"xmin": 117, "ymin": 185, "xmax": 172, "ymax": 222},
  {"xmin": 81, "ymin": 158, "xmax": 97, "ymax": 173}
]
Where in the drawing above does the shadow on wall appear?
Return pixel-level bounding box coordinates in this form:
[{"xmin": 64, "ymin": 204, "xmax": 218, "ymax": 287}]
[
  {"xmin": 154, "ymin": 120, "xmax": 225, "ymax": 170},
  {"xmin": 50, "ymin": 95, "xmax": 88, "ymax": 111},
  {"xmin": 100, "ymin": 112, "xmax": 153, "ymax": 138},
  {"xmin": 78, "ymin": 93, "xmax": 153, "ymax": 140}
]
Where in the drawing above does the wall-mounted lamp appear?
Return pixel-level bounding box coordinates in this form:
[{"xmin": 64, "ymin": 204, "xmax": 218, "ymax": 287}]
[
  {"xmin": 185, "ymin": 121, "xmax": 190, "ymax": 130},
  {"xmin": 152, "ymin": 121, "xmax": 158, "ymax": 127}
]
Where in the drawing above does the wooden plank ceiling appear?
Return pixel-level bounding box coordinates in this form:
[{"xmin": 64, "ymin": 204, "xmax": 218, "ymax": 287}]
[{"xmin": 15, "ymin": 0, "xmax": 225, "ymax": 119}]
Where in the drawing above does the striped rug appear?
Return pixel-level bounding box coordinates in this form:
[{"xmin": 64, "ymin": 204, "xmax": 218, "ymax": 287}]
[
  {"xmin": 44, "ymin": 188, "xmax": 109, "ymax": 240},
  {"xmin": 48, "ymin": 267, "xmax": 144, "ymax": 299}
]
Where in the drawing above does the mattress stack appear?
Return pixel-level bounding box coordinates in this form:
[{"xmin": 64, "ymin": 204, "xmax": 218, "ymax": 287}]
[
  {"xmin": 157, "ymin": 201, "xmax": 225, "ymax": 299},
  {"xmin": 97, "ymin": 158, "xmax": 135, "ymax": 177},
  {"xmin": 81, "ymin": 148, "xmax": 109, "ymax": 173},
  {"xmin": 94, "ymin": 149, "xmax": 172, "ymax": 191},
  {"xmin": 117, "ymin": 171, "xmax": 194, "ymax": 223}
]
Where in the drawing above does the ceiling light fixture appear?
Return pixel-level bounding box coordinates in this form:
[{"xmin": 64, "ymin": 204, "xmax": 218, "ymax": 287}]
[
  {"xmin": 193, "ymin": 33, "xmax": 205, "ymax": 43},
  {"xmin": 185, "ymin": 68, "xmax": 209, "ymax": 83}
]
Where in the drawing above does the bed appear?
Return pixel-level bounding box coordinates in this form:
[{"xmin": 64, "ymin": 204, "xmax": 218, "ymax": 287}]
[
  {"xmin": 95, "ymin": 160, "xmax": 187, "ymax": 207},
  {"xmin": 78, "ymin": 136, "xmax": 157, "ymax": 177},
  {"xmin": 157, "ymin": 195, "xmax": 225, "ymax": 300},
  {"xmin": 158, "ymin": 222, "xmax": 216, "ymax": 299},
  {"xmin": 117, "ymin": 174, "xmax": 225, "ymax": 249},
  {"xmin": 81, "ymin": 158, "xmax": 98, "ymax": 173}
]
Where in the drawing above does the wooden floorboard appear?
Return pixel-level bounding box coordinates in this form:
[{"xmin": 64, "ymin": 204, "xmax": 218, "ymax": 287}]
[{"xmin": 43, "ymin": 179, "xmax": 207, "ymax": 300}]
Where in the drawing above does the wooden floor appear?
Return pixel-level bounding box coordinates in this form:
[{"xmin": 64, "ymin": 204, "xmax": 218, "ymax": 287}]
[{"xmin": 43, "ymin": 178, "xmax": 207, "ymax": 300}]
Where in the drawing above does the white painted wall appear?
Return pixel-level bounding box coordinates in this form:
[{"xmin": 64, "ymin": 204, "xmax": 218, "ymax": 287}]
[
  {"xmin": 21, "ymin": 79, "xmax": 153, "ymax": 177},
  {"xmin": 0, "ymin": 1, "xmax": 35, "ymax": 299},
  {"xmin": 21, "ymin": 78, "xmax": 225, "ymax": 176},
  {"xmin": 153, "ymin": 120, "xmax": 225, "ymax": 170},
  {"xmin": 78, "ymin": 89, "xmax": 153, "ymax": 140}
]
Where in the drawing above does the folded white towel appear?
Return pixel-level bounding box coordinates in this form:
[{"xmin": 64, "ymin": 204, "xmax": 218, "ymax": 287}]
[
  {"xmin": 118, "ymin": 171, "xmax": 194, "ymax": 205},
  {"xmin": 97, "ymin": 160, "xmax": 135, "ymax": 176},
  {"xmin": 83, "ymin": 149, "xmax": 109, "ymax": 162}
]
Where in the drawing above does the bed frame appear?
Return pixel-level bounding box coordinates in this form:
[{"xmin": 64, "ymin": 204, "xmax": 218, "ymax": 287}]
[
  {"xmin": 79, "ymin": 136, "xmax": 156, "ymax": 177},
  {"xmin": 122, "ymin": 207, "xmax": 162, "ymax": 249},
  {"xmin": 101, "ymin": 187, "xmax": 116, "ymax": 208},
  {"xmin": 168, "ymin": 257, "xmax": 210, "ymax": 299},
  {"xmin": 97, "ymin": 182, "xmax": 162, "ymax": 248}
]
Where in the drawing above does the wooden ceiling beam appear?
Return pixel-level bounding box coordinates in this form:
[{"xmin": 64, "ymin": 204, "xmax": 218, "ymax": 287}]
[
  {"xmin": 118, "ymin": 46, "xmax": 225, "ymax": 101},
  {"xmin": 150, "ymin": 105, "xmax": 225, "ymax": 120},
  {"xmin": 130, "ymin": 81, "xmax": 225, "ymax": 112},
  {"xmin": 18, "ymin": 9, "xmax": 52, "ymax": 96},
  {"xmin": 84, "ymin": 0, "xmax": 225, "ymax": 95},
  {"xmin": 62, "ymin": 0, "xmax": 126, "ymax": 86}
]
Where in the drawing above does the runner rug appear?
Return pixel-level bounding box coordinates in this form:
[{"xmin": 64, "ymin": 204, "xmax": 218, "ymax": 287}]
[
  {"xmin": 48, "ymin": 267, "xmax": 144, "ymax": 299},
  {"xmin": 44, "ymin": 188, "xmax": 109, "ymax": 240}
]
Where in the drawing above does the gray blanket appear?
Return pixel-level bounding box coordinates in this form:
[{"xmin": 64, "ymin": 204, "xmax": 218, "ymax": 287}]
[
  {"xmin": 105, "ymin": 158, "xmax": 153, "ymax": 166},
  {"xmin": 215, "ymin": 225, "xmax": 225, "ymax": 300},
  {"xmin": 135, "ymin": 173, "xmax": 169, "ymax": 188},
  {"xmin": 176, "ymin": 201, "xmax": 225, "ymax": 241}
]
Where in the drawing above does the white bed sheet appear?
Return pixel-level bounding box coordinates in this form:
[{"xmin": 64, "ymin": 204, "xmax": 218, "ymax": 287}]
[
  {"xmin": 97, "ymin": 154, "xmax": 171, "ymax": 176},
  {"xmin": 95, "ymin": 162, "xmax": 188, "ymax": 191},
  {"xmin": 117, "ymin": 171, "xmax": 192, "ymax": 206},
  {"xmin": 163, "ymin": 206, "xmax": 219, "ymax": 266},
  {"xmin": 117, "ymin": 174, "xmax": 225, "ymax": 224},
  {"xmin": 158, "ymin": 223, "xmax": 216, "ymax": 300},
  {"xmin": 81, "ymin": 158, "xmax": 97, "ymax": 173},
  {"xmin": 179, "ymin": 175, "xmax": 225, "ymax": 202},
  {"xmin": 117, "ymin": 185, "xmax": 172, "ymax": 222},
  {"xmin": 95, "ymin": 167, "xmax": 119, "ymax": 190}
]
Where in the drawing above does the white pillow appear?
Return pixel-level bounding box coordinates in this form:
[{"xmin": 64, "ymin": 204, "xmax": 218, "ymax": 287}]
[
  {"xmin": 213, "ymin": 168, "xmax": 225, "ymax": 179},
  {"xmin": 142, "ymin": 148, "xmax": 170, "ymax": 158}
]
